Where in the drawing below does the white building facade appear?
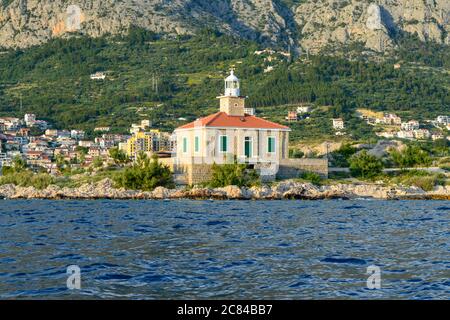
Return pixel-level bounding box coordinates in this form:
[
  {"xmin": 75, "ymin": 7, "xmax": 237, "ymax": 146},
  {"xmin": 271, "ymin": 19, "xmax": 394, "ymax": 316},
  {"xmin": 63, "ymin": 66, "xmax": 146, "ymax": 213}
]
[{"xmin": 172, "ymin": 71, "xmax": 290, "ymax": 183}]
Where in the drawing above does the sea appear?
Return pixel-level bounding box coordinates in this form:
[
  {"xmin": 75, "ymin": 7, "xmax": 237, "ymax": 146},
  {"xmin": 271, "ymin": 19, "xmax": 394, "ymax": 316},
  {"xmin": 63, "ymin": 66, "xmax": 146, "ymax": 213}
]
[{"xmin": 0, "ymin": 200, "xmax": 449, "ymax": 299}]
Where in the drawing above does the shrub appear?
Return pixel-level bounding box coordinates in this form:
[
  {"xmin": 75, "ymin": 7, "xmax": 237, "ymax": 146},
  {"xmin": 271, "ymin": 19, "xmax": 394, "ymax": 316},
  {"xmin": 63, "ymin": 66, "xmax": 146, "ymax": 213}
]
[
  {"xmin": 299, "ymin": 171, "xmax": 323, "ymax": 185},
  {"xmin": 349, "ymin": 150, "xmax": 384, "ymax": 179},
  {"xmin": 330, "ymin": 143, "xmax": 357, "ymax": 167},
  {"xmin": 114, "ymin": 153, "xmax": 174, "ymax": 191},
  {"xmin": 92, "ymin": 157, "xmax": 104, "ymax": 168},
  {"xmin": 396, "ymin": 171, "xmax": 446, "ymax": 191},
  {"xmin": 30, "ymin": 173, "xmax": 55, "ymax": 190},
  {"xmin": 207, "ymin": 160, "xmax": 260, "ymax": 188},
  {"xmin": 289, "ymin": 149, "xmax": 304, "ymax": 159},
  {"xmin": 389, "ymin": 145, "xmax": 432, "ymax": 169},
  {"xmin": 0, "ymin": 171, "xmax": 54, "ymax": 189}
]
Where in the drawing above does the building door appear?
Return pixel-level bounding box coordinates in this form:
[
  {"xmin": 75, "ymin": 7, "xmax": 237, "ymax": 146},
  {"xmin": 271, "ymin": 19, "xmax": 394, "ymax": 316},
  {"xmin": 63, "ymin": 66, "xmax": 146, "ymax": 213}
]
[{"xmin": 244, "ymin": 137, "xmax": 252, "ymax": 158}]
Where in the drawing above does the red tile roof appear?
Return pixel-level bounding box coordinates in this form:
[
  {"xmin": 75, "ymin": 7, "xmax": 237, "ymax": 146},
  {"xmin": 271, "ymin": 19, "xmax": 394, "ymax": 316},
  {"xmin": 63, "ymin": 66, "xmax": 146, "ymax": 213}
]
[{"xmin": 177, "ymin": 112, "xmax": 290, "ymax": 130}]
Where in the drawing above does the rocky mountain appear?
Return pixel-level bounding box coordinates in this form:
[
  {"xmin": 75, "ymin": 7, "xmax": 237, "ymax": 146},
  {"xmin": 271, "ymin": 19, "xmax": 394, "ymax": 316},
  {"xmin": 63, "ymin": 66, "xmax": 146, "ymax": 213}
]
[{"xmin": 0, "ymin": 0, "xmax": 448, "ymax": 53}]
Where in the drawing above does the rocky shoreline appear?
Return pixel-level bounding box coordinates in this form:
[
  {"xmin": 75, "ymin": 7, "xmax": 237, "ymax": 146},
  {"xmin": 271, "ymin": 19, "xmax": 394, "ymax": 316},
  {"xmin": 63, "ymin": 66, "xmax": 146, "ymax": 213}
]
[{"xmin": 0, "ymin": 179, "xmax": 449, "ymax": 200}]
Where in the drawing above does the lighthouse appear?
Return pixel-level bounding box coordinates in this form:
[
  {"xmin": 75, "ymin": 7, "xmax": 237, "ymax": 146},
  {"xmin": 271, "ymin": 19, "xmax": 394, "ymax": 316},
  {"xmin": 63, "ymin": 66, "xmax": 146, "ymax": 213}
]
[{"xmin": 217, "ymin": 70, "xmax": 246, "ymax": 117}]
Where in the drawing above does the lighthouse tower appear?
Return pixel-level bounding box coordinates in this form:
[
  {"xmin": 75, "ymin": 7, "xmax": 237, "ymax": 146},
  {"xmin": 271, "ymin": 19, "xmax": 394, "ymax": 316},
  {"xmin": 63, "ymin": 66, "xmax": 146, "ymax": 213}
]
[
  {"xmin": 218, "ymin": 70, "xmax": 246, "ymax": 116},
  {"xmin": 224, "ymin": 70, "xmax": 240, "ymax": 96}
]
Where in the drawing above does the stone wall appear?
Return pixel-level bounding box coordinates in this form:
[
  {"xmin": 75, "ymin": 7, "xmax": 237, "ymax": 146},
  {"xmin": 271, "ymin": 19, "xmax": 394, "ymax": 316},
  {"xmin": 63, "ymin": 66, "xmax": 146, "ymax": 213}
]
[
  {"xmin": 277, "ymin": 158, "xmax": 329, "ymax": 179},
  {"xmin": 170, "ymin": 162, "xmax": 214, "ymax": 185},
  {"xmin": 188, "ymin": 164, "xmax": 215, "ymax": 185},
  {"xmin": 168, "ymin": 157, "xmax": 328, "ymax": 185}
]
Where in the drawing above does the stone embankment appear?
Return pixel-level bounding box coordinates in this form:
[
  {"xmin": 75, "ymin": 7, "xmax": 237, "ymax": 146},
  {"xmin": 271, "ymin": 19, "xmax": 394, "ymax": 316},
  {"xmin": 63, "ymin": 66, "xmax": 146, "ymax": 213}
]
[{"xmin": 0, "ymin": 179, "xmax": 448, "ymax": 200}]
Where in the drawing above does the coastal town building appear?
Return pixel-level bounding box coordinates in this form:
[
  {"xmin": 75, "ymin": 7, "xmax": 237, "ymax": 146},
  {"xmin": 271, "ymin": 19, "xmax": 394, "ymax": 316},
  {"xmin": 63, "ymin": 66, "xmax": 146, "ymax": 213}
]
[
  {"xmin": 90, "ymin": 72, "xmax": 106, "ymax": 80},
  {"xmin": 432, "ymin": 133, "xmax": 444, "ymax": 141},
  {"xmin": 397, "ymin": 130, "xmax": 415, "ymax": 139},
  {"xmin": 0, "ymin": 117, "xmax": 21, "ymax": 131},
  {"xmin": 95, "ymin": 134, "xmax": 129, "ymax": 149},
  {"xmin": 24, "ymin": 114, "xmax": 36, "ymax": 126},
  {"xmin": 94, "ymin": 127, "xmax": 111, "ymax": 132},
  {"xmin": 332, "ymin": 118, "xmax": 345, "ymax": 130},
  {"xmin": 244, "ymin": 108, "xmax": 255, "ymax": 116},
  {"xmin": 286, "ymin": 111, "xmax": 298, "ymax": 121},
  {"xmin": 413, "ymin": 129, "xmax": 431, "ymax": 140},
  {"xmin": 125, "ymin": 130, "xmax": 173, "ymax": 159},
  {"xmin": 436, "ymin": 115, "xmax": 450, "ymax": 125},
  {"xmin": 401, "ymin": 120, "xmax": 420, "ymax": 131},
  {"xmin": 0, "ymin": 114, "xmax": 123, "ymax": 174},
  {"xmin": 297, "ymin": 106, "xmax": 312, "ymax": 114},
  {"xmin": 130, "ymin": 120, "xmax": 152, "ymax": 135},
  {"xmin": 376, "ymin": 113, "xmax": 402, "ymax": 125},
  {"xmin": 71, "ymin": 130, "xmax": 85, "ymax": 140}
]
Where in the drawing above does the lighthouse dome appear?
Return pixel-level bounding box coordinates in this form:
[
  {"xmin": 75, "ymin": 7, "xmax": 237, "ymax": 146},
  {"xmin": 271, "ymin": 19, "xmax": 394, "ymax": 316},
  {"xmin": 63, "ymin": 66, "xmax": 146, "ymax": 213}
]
[{"xmin": 224, "ymin": 70, "xmax": 240, "ymax": 97}]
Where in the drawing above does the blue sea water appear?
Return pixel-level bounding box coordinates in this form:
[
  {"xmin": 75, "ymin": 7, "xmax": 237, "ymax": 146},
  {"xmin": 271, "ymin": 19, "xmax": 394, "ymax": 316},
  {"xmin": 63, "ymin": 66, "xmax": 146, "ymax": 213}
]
[{"xmin": 0, "ymin": 200, "xmax": 449, "ymax": 299}]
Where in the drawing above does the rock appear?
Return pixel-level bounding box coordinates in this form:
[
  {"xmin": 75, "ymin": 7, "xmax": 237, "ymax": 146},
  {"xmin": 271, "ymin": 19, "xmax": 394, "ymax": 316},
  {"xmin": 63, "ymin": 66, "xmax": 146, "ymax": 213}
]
[
  {"xmin": 151, "ymin": 187, "xmax": 171, "ymax": 199},
  {"xmin": 169, "ymin": 188, "xmax": 189, "ymax": 199},
  {"xmin": 217, "ymin": 185, "xmax": 245, "ymax": 199},
  {"xmin": 426, "ymin": 185, "xmax": 450, "ymax": 200},
  {"xmin": 0, "ymin": 184, "xmax": 17, "ymax": 198},
  {"xmin": 0, "ymin": 179, "xmax": 449, "ymax": 200},
  {"xmin": 187, "ymin": 187, "xmax": 213, "ymax": 199},
  {"xmin": 294, "ymin": 0, "xmax": 448, "ymax": 53},
  {"xmin": 0, "ymin": 1, "xmax": 448, "ymax": 54},
  {"xmin": 366, "ymin": 4, "xmax": 384, "ymax": 31},
  {"xmin": 0, "ymin": 0, "xmax": 294, "ymax": 49},
  {"xmin": 250, "ymin": 185, "xmax": 274, "ymax": 199}
]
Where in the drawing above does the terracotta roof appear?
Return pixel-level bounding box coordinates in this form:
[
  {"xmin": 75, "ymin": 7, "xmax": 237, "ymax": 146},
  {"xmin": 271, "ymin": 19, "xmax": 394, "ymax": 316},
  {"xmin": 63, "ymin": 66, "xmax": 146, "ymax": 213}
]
[{"xmin": 177, "ymin": 112, "xmax": 290, "ymax": 130}]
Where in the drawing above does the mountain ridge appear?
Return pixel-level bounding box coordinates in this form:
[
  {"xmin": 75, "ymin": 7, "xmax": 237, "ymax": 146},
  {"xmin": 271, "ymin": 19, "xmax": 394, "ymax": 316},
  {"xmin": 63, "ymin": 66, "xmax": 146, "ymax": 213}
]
[{"xmin": 0, "ymin": 0, "xmax": 448, "ymax": 54}]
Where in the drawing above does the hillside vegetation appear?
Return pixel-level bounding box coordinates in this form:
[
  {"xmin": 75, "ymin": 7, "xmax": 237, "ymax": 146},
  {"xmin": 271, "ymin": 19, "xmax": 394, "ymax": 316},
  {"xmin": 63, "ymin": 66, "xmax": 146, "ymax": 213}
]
[{"xmin": 0, "ymin": 30, "xmax": 448, "ymax": 141}]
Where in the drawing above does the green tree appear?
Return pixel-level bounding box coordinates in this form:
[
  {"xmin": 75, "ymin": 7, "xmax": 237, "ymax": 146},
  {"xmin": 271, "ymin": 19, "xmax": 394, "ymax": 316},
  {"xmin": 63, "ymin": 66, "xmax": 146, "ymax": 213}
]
[
  {"xmin": 331, "ymin": 143, "xmax": 357, "ymax": 167},
  {"xmin": 114, "ymin": 153, "xmax": 174, "ymax": 191},
  {"xmin": 432, "ymin": 139, "xmax": 449, "ymax": 157},
  {"xmin": 207, "ymin": 160, "xmax": 260, "ymax": 188},
  {"xmin": 109, "ymin": 147, "xmax": 129, "ymax": 165},
  {"xmin": 349, "ymin": 150, "xmax": 384, "ymax": 179},
  {"xmin": 390, "ymin": 145, "xmax": 432, "ymax": 169}
]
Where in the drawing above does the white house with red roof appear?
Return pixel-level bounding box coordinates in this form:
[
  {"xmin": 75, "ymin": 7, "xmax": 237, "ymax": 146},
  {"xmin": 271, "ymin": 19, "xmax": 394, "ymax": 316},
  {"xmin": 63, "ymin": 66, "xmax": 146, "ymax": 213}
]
[{"xmin": 172, "ymin": 71, "xmax": 291, "ymax": 184}]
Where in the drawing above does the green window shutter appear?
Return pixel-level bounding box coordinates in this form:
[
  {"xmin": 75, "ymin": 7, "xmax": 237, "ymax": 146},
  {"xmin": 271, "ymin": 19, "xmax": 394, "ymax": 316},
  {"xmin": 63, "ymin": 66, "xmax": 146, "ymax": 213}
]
[
  {"xmin": 195, "ymin": 136, "xmax": 199, "ymax": 153},
  {"xmin": 183, "ymin": 137, "xmax": 187, "ymax": 153},
  {"xmin": 220, "ymin": 136, "xmax": 227, "ymax": 152},
  {"xmin": 268, "ymin": 137, "xmax": 275, "ymax": 153}
]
